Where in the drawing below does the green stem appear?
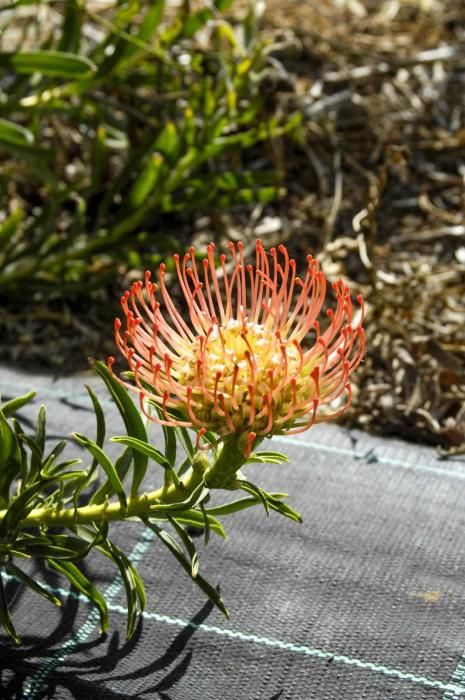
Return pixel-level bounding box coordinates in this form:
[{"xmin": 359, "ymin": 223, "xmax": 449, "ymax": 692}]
[
  {"xmin": 0, "ymin": 436, "xmax": 254, "ymax": 528},
  {"xmin": 2, "ymin": 469, "xmax": 202, "ymax": 529},
  {"xmin": 204, "ymin": 436, "xmax": 254, "ymax": 488}
]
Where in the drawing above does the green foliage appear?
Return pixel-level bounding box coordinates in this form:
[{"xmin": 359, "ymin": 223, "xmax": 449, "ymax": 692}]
[
  {"xmin": 0, "ymin": 367, "xmax": 300, "ymax": 644},
  {"xmin": 0, "ymin": 1, "xmax": 300, "ymax": 301}
]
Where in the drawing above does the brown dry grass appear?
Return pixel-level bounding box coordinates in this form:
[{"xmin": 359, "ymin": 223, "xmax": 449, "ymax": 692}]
[{"xmin": 217, "ymin": 0, "xmax": 465, "ymax": 453}]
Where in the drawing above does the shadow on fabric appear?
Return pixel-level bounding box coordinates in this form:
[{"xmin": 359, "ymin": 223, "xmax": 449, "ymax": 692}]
[{"xmin": 0, "ymin": 596, "xmax": 223, "ymax": 699}]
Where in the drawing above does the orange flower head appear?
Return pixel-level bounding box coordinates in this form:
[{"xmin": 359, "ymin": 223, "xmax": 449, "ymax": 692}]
[{"xmin": 110, "ymin": 241, "xmax": 365, "ymax": 455}]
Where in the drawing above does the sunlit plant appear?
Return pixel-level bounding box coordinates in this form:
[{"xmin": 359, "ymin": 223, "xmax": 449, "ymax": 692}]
[
  {"xmin": 0, "ymin": 242, "xmax": 365, "ymax": 643},
  {"xmin": 0, "ymin": 0, "xmax": 300, "ymax": 304}
]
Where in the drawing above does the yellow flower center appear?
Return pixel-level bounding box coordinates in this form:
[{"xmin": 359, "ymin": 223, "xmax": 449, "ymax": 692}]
[{"xmin": 174, "ymin": 319, "xmax": 306, "ymax": 435}]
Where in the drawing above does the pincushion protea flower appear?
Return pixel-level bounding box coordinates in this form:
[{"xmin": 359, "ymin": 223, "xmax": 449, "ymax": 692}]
[{"xmin": 111, "ymin": 240, "xmax": 365, "ymax": 456}]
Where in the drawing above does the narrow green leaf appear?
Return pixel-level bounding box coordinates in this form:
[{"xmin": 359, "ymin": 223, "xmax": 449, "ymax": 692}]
[
  {"xmin": 0, "ymin": 50, "xmax": 96, "ymax": 77},
  {"xmin": 71, "ymin": 385, "xmax": 107, "ymax": 506},
  {"xmin": 14, "ymin": 535, "xmax": 88, "ymax": 560},
  {"xmin": 17, "ymin": 434, "xmax": 43, "ymax": 480},
  {"xmin": 86, "ymin": 386, "xmax": 106, "ymax": 451},
  {"xmin": 98, "ymin": 540, "xmax": 144, "ymax": 639},
  {"xmin": 6, "ymin": 561, "xmax": 61, "ymax": 607},
  {"xmin": 211, "ymin": 486, "xmax": 302, "ymax": 523},
  {"xmin": 129, "ymin": 153, "xmax": 164, "ymax": 209},
  {"xmin": 156, "ymin": 508, "xmax": 225, "ymax": 538},
  {"xmin": 41, "ymin": 440, "xmax": 68, "ymax": 474},
  {"xmin": 246, "ymin": 451, "xmax": 289, "ymax": 465},
  {"xmin": 111, "ymin": 436, "xmax": 180, "ymax": 488},
  {"xmin": 11, "ymin": 418, "xmax": 27, "ymax": 490},
  {"xmin": 128, "ymin": 560, "xmax": 146, "ymax": 614},
  {"xmin": 1, "ymin": 391, "xmax": 35, "ymax": 418},
  {"xmin": 1, "ymin": 0, "xmax": 50, "ymax": 7},
  {"xmin": 143, "ymin": 519, "xmax": 228, "ymax": 618},
  {"xmin": 215, "ymin": 20, "xmax": 240, "ymax": 51},
  {"xmin": 84, "ymin": 384, "xmax": 106, "ymax": 477},
  {"xmin": 0, "ymin": 409, "xmax": 22, "ymax": 504},
  {"xmin": 72, "ymin": 520, "xmax": 110, "ymax": 557},
  {"xmin": 48, "ymin": 559, "xmax": 109, "ymax": 633},
  {"xmin": 93, "ymin": 361, "xmax": 148, "ymax": 497},
  {"xmin": 0, "ymin": 409, "xmax": 17, "ymax": 466},
  {"xmin": 58, "ymin": 0, "xmax": 82, "ymax": 54},
  {"xmin": 91, "ymin": 0, "xmax": 167, "ymax": 76},
  {"xmin": 201, "ymin": 430, "xmax": 220, "ymax": 450},
  {"xmin": 179, "ymin": 0, "xmax": 233, "ymax": 37},
  {"xmin": 0, "ymin": 208, "xmax": 24, "ymax": 247},
  {"xmin": 167, "ymin": 515, "xmax": 199, "ymax": 577},
  {"xmin": 159, "ymin": 15, "xmax": 184, "ymax": 45},
  {"xmin": 0, "ymin": 139, "xmax": 50, "ymax": 158},
  {"xmin": 0, "ymin": 474, "xmax": 58, "ymax": 538},
  {"xmin": 164, "ymin": 426, "xmax": 177, "ymax": 469},
  {"xmin": 181, "ymin": 9, "xmax": 213, "ymax": 38},
  {"xmin": 44, "ymin": 459, "xmax": 82, "ymax": 477},
  {"xmin": 153, "ymin": 121, "xmax": 179, "ymax": 162},
  {"xmin": 50, "ymin": 534, "xmax": 90, "ymax": 557},
  {"xmin": 138, "ymin": 1, "xmax": 165, "ymax": 41},
  {"xmin": 238, "ymin": 480, "xmax": 269, "ymax": 515},
  {"xmin": 199, "ymin": 501, "xmax": 211, "ymax": 545},
  {"xmin": 35, "ymin": 405, "xmax": 46, "ymax": 457},
  {"xmin": 90, "ymin": 447, "xmax": 133, "ymax": 506},
  {"xmin": 0, "ymin": 119, "xmax": 34, "ymax": 148},
  {"xmin": 214, "ymin": 186, "xmax": 284, "ymax": 209},
  {"xmin": 0, "ymin": 574, "xmax": 20, "ymax": 644},
  {"xmin": 176, "ymin": 457, "xmax": 192, "ymax": 476},
  {"xmin": 111, "ymin": 436, "xmax": 169, "ymax": 467},
  {"xmin": 215, "ymin": 0, "xmax": 235, "ymax": 10},
  {"xmin": 206, "ymin": 493, "xmax": 288, "ymax": 517},
  {"xmin": 150, "ymin": 482, "xmax": 209, "ymax": 514},
  {"xmin": 262, "ymin": 494, "xmax": 302, "ymax": 523},
  {"xmin": 176, "ymin": 456, "xmax": 192, "ymax": 478},
  {"xmin": 73, "ymin": 433, "xmax": 127, "ymax": 510}
]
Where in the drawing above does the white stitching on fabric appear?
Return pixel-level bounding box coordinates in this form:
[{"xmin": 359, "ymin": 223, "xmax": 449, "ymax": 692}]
[{"xmin": 3, "ymin": 572, "xmax": 464, "ymax": 697}]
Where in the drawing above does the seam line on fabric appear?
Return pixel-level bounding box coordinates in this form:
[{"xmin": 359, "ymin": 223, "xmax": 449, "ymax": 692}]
[
  {"xmin": 444, "ymin": 656, "xmax": 465, "ymax": 697},
  {"xmin": 2, "ymin": 572, "xmax": 464, "ymax": 697},
  {"xmin": 272, "ymin": 435, "xmax": 465, "ymax": 480}
]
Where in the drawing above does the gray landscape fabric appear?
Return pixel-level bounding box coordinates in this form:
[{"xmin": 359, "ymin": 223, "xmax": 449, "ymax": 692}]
[{"xmin": 1, "ymin": 364, "xmax": 465, "ymax": 699}]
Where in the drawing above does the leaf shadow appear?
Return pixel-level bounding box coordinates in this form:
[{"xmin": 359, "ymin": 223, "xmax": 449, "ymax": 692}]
[
  {"xmin": 0, "ymin": 596, "xmax": 215, "ymax": 699},
  {"xmin": 2, "ymin": 570, "xmax": 287, "ymax": 700}
]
